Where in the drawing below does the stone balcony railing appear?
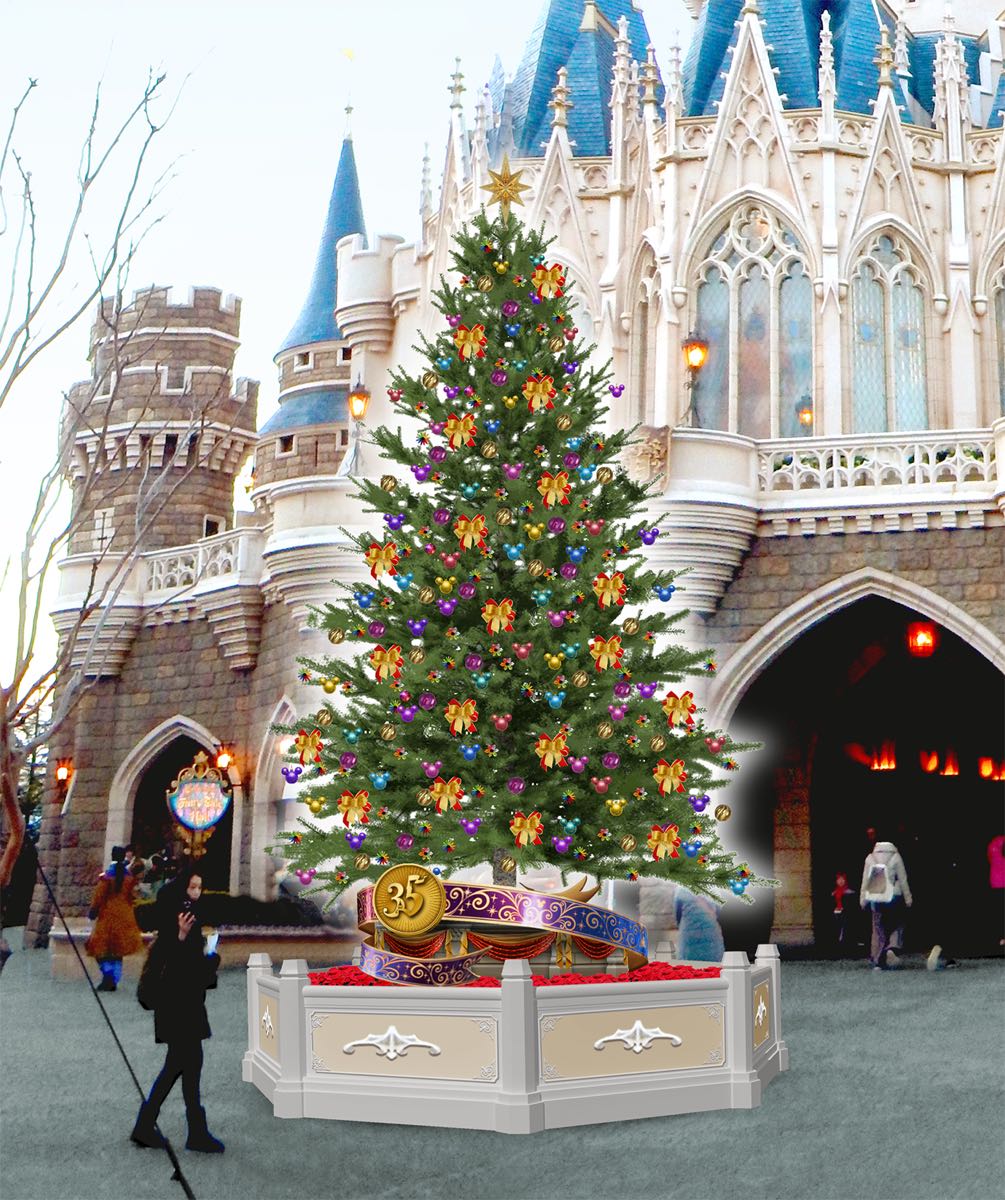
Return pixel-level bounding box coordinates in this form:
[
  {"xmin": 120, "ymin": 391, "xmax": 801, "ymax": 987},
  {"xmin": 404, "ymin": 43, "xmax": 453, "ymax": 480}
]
[{"xmin": 144, "ymin": 526, "xmax": 264, "ymax": 595}]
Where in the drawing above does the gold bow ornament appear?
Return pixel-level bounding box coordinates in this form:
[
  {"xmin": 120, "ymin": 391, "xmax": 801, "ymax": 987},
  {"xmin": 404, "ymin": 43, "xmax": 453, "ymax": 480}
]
[
  {"xmin": 454, "ymin": 513, "xmax": 488, "ymax": 551},
  {"xmin": 444, "ymin": 412, "xmax": 478, "ymax": 450},
  {"xmin": 510, "ymin": 810, "xmax": 544, "ymax": 848},
  {"xmin": 662, "ymin": 690, "xmax": 697, "ymax": 728},
  {"xmin": 589, "ymin": 635, "xmax": 624, "ymax": 672},
  {"xmin": 338, "ymin": 789, "xmax": 371, "ymax": 827},
  {"xmin": 647, "ymin": 823, "xmax": 681, "ymax": 861},
  {"xmin": 482, "ymin": 597, "xmax": 516, "ymax": 633},
  {"xmin": 537, "ymin": 471, "xmax": 571, "ymax": 509},
  {"xmin": 592, "ymin": 572, "xmax": 627, "ymax": 609},
  {"xmin": 531, "ymin": 263, "xmax": 566, "ymax": 299},
  {"xmin": 430, "ymin": 775, "xmax": 465, "ymax": 814},
  {"xmin": 444, "ymin": 698, "xmax": 479, "ymax": 736},
  {"xmin": 535, "ymin": 730, "xmax": 569, "ymax": 770},
  {"xmin": 523, "ymin": 373, "xmax": 557, "ymax": 413},
  {"xmin": 294, "ymin": 729, "xmax": 324, "ymax": 765},
  {"xmin": 369, "ymin": 644, "xmax": 404, "ymax": 684},
  {"xmin": 363, "ymin": 541, "xmax": 399, "ymax": 580},
  {"xmin": 453, "ymin": 323, "xmax": 487, "ymax": 361},
  {"xmin": 653, "ymin": 757, "xmax": 688, "ymax": 796}
]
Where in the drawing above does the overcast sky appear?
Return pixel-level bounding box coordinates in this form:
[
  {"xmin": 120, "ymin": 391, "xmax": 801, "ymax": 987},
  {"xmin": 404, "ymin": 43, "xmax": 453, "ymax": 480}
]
[{"xmin": 0, "ymin": 0, "xmax": 692, "ymax": 673}]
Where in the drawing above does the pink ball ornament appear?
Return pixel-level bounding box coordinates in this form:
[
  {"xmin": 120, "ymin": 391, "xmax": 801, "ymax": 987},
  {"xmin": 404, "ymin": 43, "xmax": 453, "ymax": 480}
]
[
  {"xmin": 547, "ymin": 517, "xmax": 567, "ymax": 534},
  {"xmin": 512, "ymin": 642, "xmax": 533, "ymax": 660},
  {"xmin": 569, "ymin": 755, "xmax": 589, "ymax": 774},
  {"xmin": 601, "ymin": 752, "xmax": 621, "ymax": 770},
  {"xmin": 418, "ymin": 692, "xmax": 437, "ymax": 710},
  {"xmin": 547, "ymin": 610, "xmax": 566, "ymax": 628},
  {"xmin": 559, "ymin": 563, "xmax": 578, "ymax": 580},
  {"xmin": 441, "ymin": 552, "xmax": 460, "ymax": 569},
  {"xmin": 339, "ymin": 752, "xmax": 357, "ymax": 770},
  {"xmin": 433, "ymin": 508, "xmax": 451, "ymax": 525},
  {"xmin": 422, "ymin": 760, "xmax": 442, "ymax": 778},
  {"xmin": 396, "ymin": 834, "xmax": 415, "ymax": 851},
  {"xmin": 507, "ymin": 777, "xmax": 526, "ymax": 795},
  {"xmin": 458, "ymin": 582, "xmax": 477, "ymax": 600},
  {"xmin": 491, "ymin": 713, "xmax": 512, "ymax": 732},
  {"xmin": 590, "ymin": 776, "xmax": 611, "ymax": 794},
  {"xmin": 368, "ymin": 620, "xmax": 386, "ymax": 638},
  {"xmin": 613, "ymin": 681, "xmax": 631, "ymax": 699},
  {"xmin": 608, "ymin": 704, "xmax": 628, "ymax": 720},
  {"xmin": 563, "ymin": 453, "xmax": 581, "ymax": 469},
  {"xmin": 429, "ymin": 446, "xmax": 447, "ymax": 463}
]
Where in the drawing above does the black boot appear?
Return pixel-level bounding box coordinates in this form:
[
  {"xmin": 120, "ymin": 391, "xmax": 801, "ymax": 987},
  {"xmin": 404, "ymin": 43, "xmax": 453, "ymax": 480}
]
[
  {"xmin": 130, "ymin": 1102, "xmax": 165, "ymax": 1148},
  {"xmin": 186, "ymin": 1106, "xmax": 224, "ymax": 1153},
  {"xmin": 96, "ymin": 975, "xmax": 116, "ymax": 992}
]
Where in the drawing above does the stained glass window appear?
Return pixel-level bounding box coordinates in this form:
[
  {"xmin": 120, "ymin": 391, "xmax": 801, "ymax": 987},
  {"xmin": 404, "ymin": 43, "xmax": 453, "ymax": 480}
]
[
  {"xmin": 851, "ymin": 234, "xmax": 929, "ymax": 432},
  {"xmin": 691, "ymin": 203, "xmax": 813, "ymax": 437}
]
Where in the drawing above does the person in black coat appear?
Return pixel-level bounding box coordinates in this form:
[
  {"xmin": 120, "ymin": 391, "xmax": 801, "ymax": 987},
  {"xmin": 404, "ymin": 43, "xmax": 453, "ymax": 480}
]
[{"xmin": 131, "ymin": 867, "xmax": 224, "ymax": 1153}]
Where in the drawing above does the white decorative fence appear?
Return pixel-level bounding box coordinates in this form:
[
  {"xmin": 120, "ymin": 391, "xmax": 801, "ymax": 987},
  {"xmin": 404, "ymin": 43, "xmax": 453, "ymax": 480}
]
[{"xmin": 242, "ymin": 947, "xmax": 789, "ymax": 1133}]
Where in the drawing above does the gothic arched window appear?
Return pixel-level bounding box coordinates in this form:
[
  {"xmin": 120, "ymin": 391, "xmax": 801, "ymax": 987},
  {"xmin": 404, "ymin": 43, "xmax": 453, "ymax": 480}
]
[
  {"xmin": 992, "ymin": 258, "xmax": 1005, "ymax": 417},
  {"xmin": 850, "ymin": 233, "xmax": 929, "ymax": 433},
  {"xmin": 630, "ymin": 250, "xmax": 658, "ymax": 423},
  {"xmin": 691, "ymin": 203, "xmax": 813, "ymax": 439}
]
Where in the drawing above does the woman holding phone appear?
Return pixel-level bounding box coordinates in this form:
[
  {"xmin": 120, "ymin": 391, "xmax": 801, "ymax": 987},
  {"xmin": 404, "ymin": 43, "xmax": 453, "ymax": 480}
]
[{"xmin": 131, "ymin": 867, "xmax": 225, "ymax": 1153}]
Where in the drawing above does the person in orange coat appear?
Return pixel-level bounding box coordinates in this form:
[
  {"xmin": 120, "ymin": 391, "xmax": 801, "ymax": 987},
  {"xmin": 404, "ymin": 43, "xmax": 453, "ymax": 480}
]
[{"xmin": 85, "ymin": 845, "xmax": 143, "ymax": 991}]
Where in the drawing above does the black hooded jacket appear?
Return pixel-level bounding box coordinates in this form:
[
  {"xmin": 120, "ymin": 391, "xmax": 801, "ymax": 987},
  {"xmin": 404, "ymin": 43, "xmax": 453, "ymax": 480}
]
[{"xmin": 148, "ymin": 881, "xmax": 220, "ymax": 1044}]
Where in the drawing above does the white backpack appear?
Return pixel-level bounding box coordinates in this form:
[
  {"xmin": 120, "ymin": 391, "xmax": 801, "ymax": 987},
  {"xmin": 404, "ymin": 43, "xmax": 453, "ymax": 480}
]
[{"xmin": 864, "ymin": 860, "xmax": 895, "ymax": 904}]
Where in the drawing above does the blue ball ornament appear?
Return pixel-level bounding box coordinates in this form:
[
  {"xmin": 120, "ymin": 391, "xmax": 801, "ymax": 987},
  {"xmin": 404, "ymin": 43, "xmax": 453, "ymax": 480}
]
[
  {"xmin": 504, "ymin": 323, "xmax": 521, "ymax": 336},
  {"xmin": 472, "ymin": 671, "xmax": 493, "ymax": 690},
  {"xmin": 461, "ymin": 483, "xmax": 481, "ymax": 500},
  {"xmin": 565, "ymin": 437, "xmax": 583, "ymax": 451},
  {"xmin": 460, "ymin": 743, "xmax": 481, "ymax": 761},
  {"xmin": 730, "ymin": 879, "xmax": 748, "ymax": 895},
  {"xmin": 531, "ymin": 587, "xmax": 553, "ymax": 606},
  {"xmin": 369, "ymin": 771, "xmax": 391, "ymax": 790},
  {"xmin": 567, "ymin": 545, "xmax": 588, "ymax": 564},
  {"xmin": 560, "ymin": 641, "xmax": 581, "ymax": 658},
  {"xmin": 394, "ymin": 572, "xmax": 414, "ymax": 591},
  {"xmin": 354, "ymin": 589, "xmax": 375, "ymax": 609},
  {"xmin": 343, "ymin": 728, "xmax": 362, "ymax": 745},
  {"xmin": 485, "ymin": 419, "xmax": 501, "ymax": 434},
  {"xmin": 683, "ymin": 841, "xmax": 701, "ymax": 858},
  {"xmin": 546, "ymin": 690, "xmax": 566, "ymax": 709},
  {"xmin": 436, "ymin": 356, "xmax": 453, "ymax": 370},
  {"xmin": 577, "ymin": 465, "xmax": 596, "ymax": 482},
  {"xmin": 504, "ymin": 542, "xmax": 525, "ymax": 561},
  {"xmin": 654, "ymin": 584, "xmax": 676, "ymax": 602}
]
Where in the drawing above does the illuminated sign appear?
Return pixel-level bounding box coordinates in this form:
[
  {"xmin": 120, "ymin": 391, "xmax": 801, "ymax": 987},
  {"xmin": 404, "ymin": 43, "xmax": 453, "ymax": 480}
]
[{"xmin": 167, "ymin": 750, "xmax": 231, "ymax": 832}]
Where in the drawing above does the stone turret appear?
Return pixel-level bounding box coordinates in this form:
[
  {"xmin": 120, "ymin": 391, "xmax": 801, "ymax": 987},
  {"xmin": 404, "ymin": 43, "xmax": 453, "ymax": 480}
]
[{"xmin": 64, "ymin": 285, "xmax": 258, "ymax": 555}]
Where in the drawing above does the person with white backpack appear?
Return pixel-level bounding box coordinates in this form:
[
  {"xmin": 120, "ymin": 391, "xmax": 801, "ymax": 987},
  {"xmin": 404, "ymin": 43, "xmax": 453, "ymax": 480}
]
[{"xmin": 860, "ymin": 835, "xmax": 913, "ymax": 970}]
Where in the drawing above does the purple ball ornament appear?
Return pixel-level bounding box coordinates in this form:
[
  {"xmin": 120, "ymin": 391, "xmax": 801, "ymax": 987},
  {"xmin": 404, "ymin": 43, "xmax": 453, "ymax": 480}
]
[
  {"xmin": 418, "ymin": 692, "xmax": 437, "ymax": 711},
  {"xmin": 690, "ymin": 793, "xmax": 711, "ymax": 813},
  {"xmin": 460, "ymin": 817, "xmax": 482, "ymax": 836},
  {"xmin": 639, "ymin": 528, "xmax": 660, "ymax": 546},
  {"xmin": 609, "ymin": 384, "xmax": 625, "ymax": 397},
  {"xmin": 507, "ymin": 777, "xmax": 526, "ymax": 795},
  {"xmin": 491, "ymin": 369, "xmax": 508, "ymax": 386},
  {"xmin": 438, "ymin": 598, "xmax": 458, "ymax": 616},
  {"xmin": 608, "ymin": 704, "xmax": 628, "ymax": 721},
  {"xmin": 429, "ymin": 421, "xmax": 446, "ymax": 435},
  {"xmin": 447, "ymin": 314, "xmax": 462, "ymax": 328},
  {"xmin": 501, "ymin": 300, "xmax": 520, "ymax": 317},
  {"xmin": 398, "ymin": 705, "xmax": 418, "ymax": 723},
  {"xmin": 422, "ymin": 760, "xmax": 442, "ymax": 778},
  {"xmin": 464, "ymin": 653, "xmax": 484, "ymax": 671},
  {"xmin": 296, "ymin": 868, "xmax": 317, "ymax": 885},
  {"xmin": 502, "ymin": 462, "xmax": 524, "ymax": 480},
  {"xmin": 547, "ymin": 610, "xmax": 566, "ymax": 628},
  {"xmin": 613, "ymin": 681, "xmax": 632, "ymax": 699},
  {"xmin": 396, "ymin": 834, "xmax": 415, "ymax": 851},
  {"xmin": 458, "ymin": 581, "xmax": 477, "ymax": 600},
  {"xmin": 411, "ymin": 465, "xmax": 432, "ymax": 483},
  {"xmin": 601, "ymin": 752, "xmax": 621, "ymax": 770},
  {"xmin": 559, "ymin": 563, "xmax": 578, "ymax": 580},
  {"xmin": 444, "ymin": 386, "xmax": 461, "ymax": 400},
  {"xmin": 463, "ymin": 386, "xmax": 475, "ymax": 397},
  {"xmin": 346, "ymin": 831, "xmax": 367, "ymax": 850},
  {"xmin": 562, "ymin": 361, "xmax": 578, "ymax": 375},
  {"xmin": 547, "ymin": 517, "xmax": 567, "ymax": 534},
  {"xmin": 569, "ymin": 756, "xmax": 589, "ymax": 775},
  {"xmin": 562, "ymin": 453, "xmax": 581, "ymax": 469},
  {"xmin": 433, "ymin": 508, "xmax": 451, "ymax": 525},
  {"xmin": 281, "ymin": 766, "xmax": 302, "ymax": 784},
  {"xmin": 384, "ymin": 513, "xmax": 406, "ymax": 531},
  {"xmin": 368, "ymin": 620, "xmax": 386, "ymax": 638},
  {"xmin": 552, "ymin": 836, "xmax": 573, "ymax": 853},
  {"xmin": 429, "ymin": 446, "xmax": 447, "ymax": 464},
  {"xmin": 339, "ymin": 752, "xmax": 358, "ymax": 770},
  {"xmin": 636, "ymin": 682, "xmax": 659, "ymax": 699},
  {"xmin": 407, "ymin": 617, "xmax": 428, "ymax": 636}
]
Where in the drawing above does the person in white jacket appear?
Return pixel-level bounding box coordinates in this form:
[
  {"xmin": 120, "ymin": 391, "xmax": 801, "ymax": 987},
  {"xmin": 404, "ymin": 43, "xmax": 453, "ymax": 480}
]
[{"xmin": 860, "ymin": 837, "xmax": 913, "ymax": 969}]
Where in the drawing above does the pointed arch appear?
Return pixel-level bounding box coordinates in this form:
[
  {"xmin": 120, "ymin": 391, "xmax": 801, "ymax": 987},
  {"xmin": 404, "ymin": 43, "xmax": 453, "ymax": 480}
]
[
  {"xmin": 106, "ymin": 714, "xmax": 243, "ymax": 895},
  {"xmin": 626, "ymin": 238, "xmax": 659, "ymax": 424},
  {"xmin": 842, "ymin": 215, "xmax": 943, "ymax": 300},
  {"xmin": 708, "ymin": 568, "xmax": 1005, "ymax": 726},
  {"xmin": 249, "ymin": 696, "xmax": 298, "ymax": 900}
]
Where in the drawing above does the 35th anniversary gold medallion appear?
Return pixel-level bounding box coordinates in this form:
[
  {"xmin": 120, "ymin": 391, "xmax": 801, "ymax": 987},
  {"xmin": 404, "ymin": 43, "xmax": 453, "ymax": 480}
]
[{"xmin": 372, "ymin": 863, "xmax": 446, "ymax": 936}]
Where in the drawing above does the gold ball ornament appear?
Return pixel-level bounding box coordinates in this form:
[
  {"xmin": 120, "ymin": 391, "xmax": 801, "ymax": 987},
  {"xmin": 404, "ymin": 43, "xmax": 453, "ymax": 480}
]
[
  {"xmin": 316, "ymin": 709, "xmax": 333, "ymax": 728},
  {"xmin": 572, "ymin": 670, "xmax": 589, "ymax": 687},
  {"xmin": 419, "ymin": 586, "xmax": 435, "ymax": 604},
  {"xmin": 527, "ymin": 559, "xmax": 544, "ymax": 577},
  {"xmin": 322, "ymin": 678, "xmax": 338, "ymax": 694},
  {"xmin": 494, "ymin": 260, "xmax": 509, "ymax": 275},
  {"xmin": 524, "ymin": 523, "xmax": 544, "ymax": 541},
  {"xmin": 555, "ymin": 414, "xmax": 573, "ymax": 431},
  {"xmin": 421, "ymin": 370, "xmax": 439, "ymax": 390},
  {"xmin": 714, "ymin": 804, "xmax": 732, "ymax": 822},
  {"xmin": 408, "ymin": 647, "xmax": 426, "ymax": 665},
  {"xmin": 417, "ymin": 788, "xmax": 434, "ymax": 807},
  {"xmin": 650, "ymin": 734, "xmax": 667, "ymax": 753},
  {"xmin": 544, "ymin": 652, "xmax": 565, "ymax": 670},
  {"xmin": 598, "ymin": 720, "xmax": 614, "ymax": 739},
  {"xmin": 623, "ymin": 618, "xmax": 640, "ymax": 635},
  {"xmin": 327, "ymin": 627, "xmax": 346, "ymax": 645},
  {"xmin": 620, "ymin": 835, "xmax": 637, "ymax": 852},
  {"xmin": 308, "ymin": 799, "xmax": 324, "ymax": 815},
  {"xmin": 380, "ymin": 475, "xmax": 397, "ymax": 493},
  {"xmin": 477, "ymin": 275, "xmax": 494, "ymax": 292},
  {"xmin": 495, "ymin": 507, "xmax": 513, "ymax": 526},
  {"xmin": 596, "ymin": 466, "xmax": 614, "ymax": 485},
  {"xmin": 481, "ymin": 440, "xmax": 498, "ymax": 459},
  {"xmin": 380, "ymin": 722, "xmax": 396, "ymax": 742},
  {"xmin": 503, "ymin": 395, "xmax": 518, "ymax": 409},
  {"xmin": 499, "ymin": 855, "xmax": 517, "ymax": 874},
  {"xmin": 549, "ymin": 336, "xmax": 565, "ymax": 352},
  {"xmin": 437, "ymin": 576, "xmax": 455, "ymax": 595},
  {"xmin": 354, "ymin": 853, "xmax": 371, "ymax": 872}
]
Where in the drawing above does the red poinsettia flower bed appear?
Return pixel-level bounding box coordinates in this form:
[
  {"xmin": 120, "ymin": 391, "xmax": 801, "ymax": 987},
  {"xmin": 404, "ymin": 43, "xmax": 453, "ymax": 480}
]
[{"xmin": 308, "ymin": 962, "xmax": 720, "ymax": 988}]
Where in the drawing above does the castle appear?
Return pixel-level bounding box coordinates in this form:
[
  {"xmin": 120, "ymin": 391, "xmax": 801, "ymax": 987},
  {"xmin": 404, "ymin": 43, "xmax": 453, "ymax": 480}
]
[{"xmin": 33, "ymin": 0, "xmax": 1005, "ymax": 953}]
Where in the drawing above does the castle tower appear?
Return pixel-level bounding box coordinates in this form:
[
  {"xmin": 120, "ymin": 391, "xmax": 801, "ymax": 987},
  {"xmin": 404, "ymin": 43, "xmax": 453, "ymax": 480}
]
[
  {"xmin": 64, "ymin": 285, "xmax": 259, "ymax": 555},
  {"xmin": 254, "ymin": 125, "xmax": 367, "ymax": 498}
]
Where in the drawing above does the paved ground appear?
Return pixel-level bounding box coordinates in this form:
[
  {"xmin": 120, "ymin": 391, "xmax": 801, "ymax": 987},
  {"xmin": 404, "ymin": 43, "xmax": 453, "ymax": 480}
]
[{"xmin": 1, "ymin": 929, "xmax": 1003, "ymax": 1200}]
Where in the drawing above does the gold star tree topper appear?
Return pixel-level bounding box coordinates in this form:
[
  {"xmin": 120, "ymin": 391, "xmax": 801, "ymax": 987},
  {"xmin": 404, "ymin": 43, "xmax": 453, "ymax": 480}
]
[{"xmin": 482, "ymin": 155, "xmax": 531, "ymax": 219}]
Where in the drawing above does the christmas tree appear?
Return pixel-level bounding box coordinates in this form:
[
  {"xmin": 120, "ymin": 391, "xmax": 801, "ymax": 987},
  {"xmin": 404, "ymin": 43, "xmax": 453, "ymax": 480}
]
[{"xmin": 273, "ymin": 194, "xmax": 767, "ymax": 907}]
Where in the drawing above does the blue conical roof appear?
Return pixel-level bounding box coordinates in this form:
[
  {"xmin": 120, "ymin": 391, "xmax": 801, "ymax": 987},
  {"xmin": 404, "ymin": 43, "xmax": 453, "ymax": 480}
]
[{"xmin": 278, "ymin": 136, "xmax": 367, "ymax": 356}]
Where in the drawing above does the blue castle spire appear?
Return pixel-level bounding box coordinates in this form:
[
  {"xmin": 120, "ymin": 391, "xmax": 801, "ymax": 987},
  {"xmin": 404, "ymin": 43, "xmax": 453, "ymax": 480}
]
[{"xmin": 278, "ymin": 131, "xmax": 367, "ymax": 356}]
